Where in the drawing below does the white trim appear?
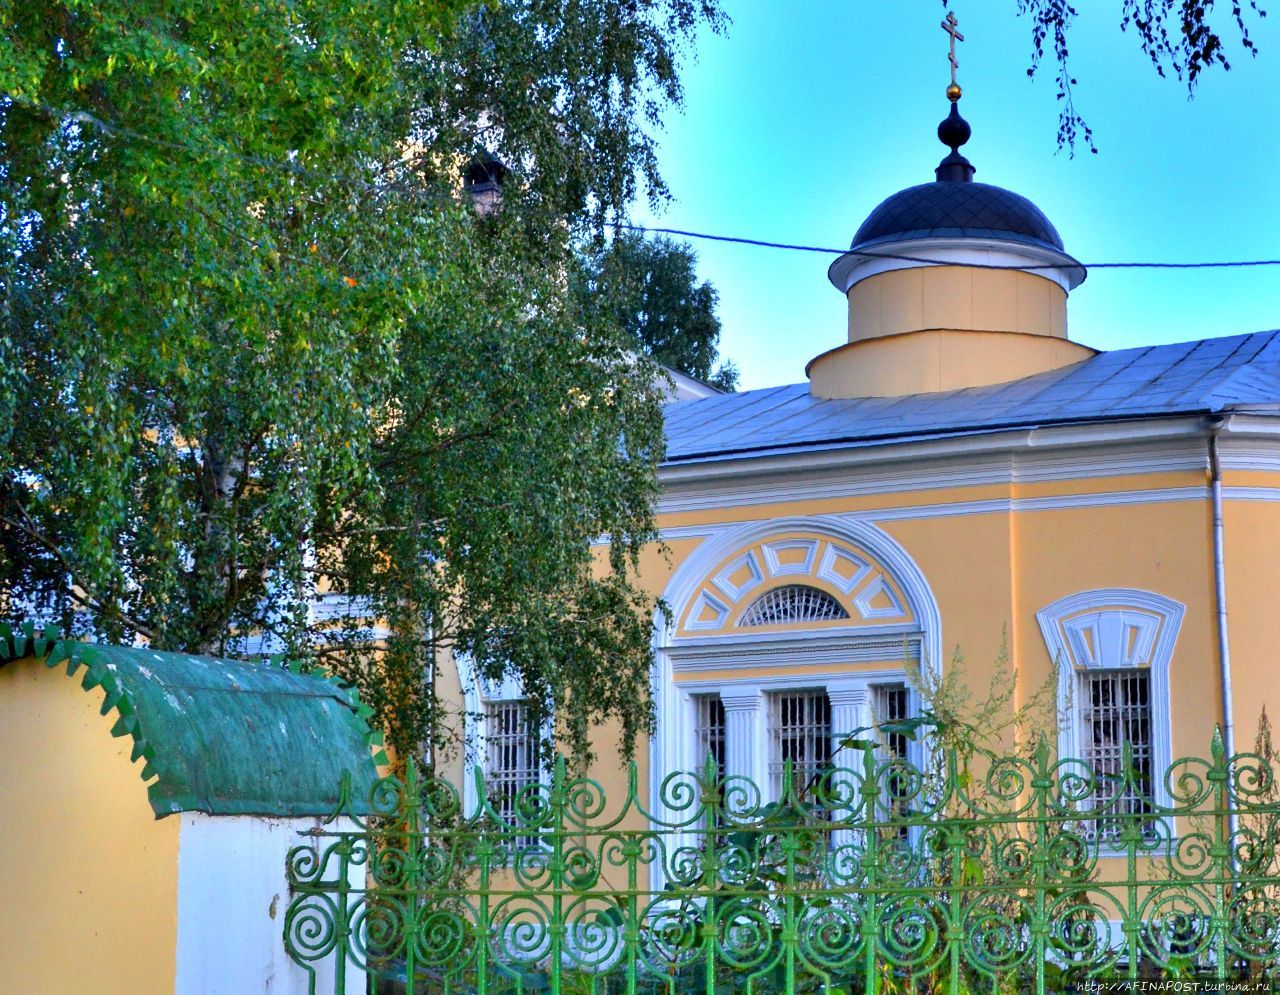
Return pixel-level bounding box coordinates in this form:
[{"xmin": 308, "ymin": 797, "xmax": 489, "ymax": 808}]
[
  {"xmin": 630, "ymin": 485, "xmax": 1215, "ymax": 552},
  {"xmin": 1036, "ymin": 588, "xmax": 1184, "ymax": 836},
  {"xmin": 761, "ymin": 538, "xmax": 820, "ymax": 577},
  {"xmin": 658, "ymin": 434, "xmax": 1219, "ymax": 515},
  {"xmin": 670, "ymin": 634, "xmax": 922, "ymax": 673},
  {"xmin": 711, "ymin": 550, "xmax": 765, "ymax": 601},
  {"xmin": 1222, "ymin": 486, "xmax": 1280, "ymax": 502},
  {"xmin": 456, "ymin": 656, "xmax": 551, "ymax": 818},
  {"xmin": 657, "ymin": 417, "xmax": 1230, "ymax": 504},
  {"xmin": 827, "ymin": 236, "xmax": 1086, "ymax": 295}
]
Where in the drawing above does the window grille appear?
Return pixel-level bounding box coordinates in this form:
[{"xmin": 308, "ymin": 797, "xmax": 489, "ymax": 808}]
[
  {"xmin": 1079, "ymin": 669, "xmax": 1154, "ymax": 841},
  {"xmin": 769, "ymin": 690, "xmax": 832, "ymax": 802},
  {"xmin": 739, "ymin": 585, "xmax": 849, "ymax": 627},
  {"xmin": 484, "ymin": 700, "xmax": 541, "ymax": 839},
  {"xmin": 694, "ymin": 694, "xmax": 727, "ymax": 782},
  {"xmin": 871, "ymin": 683, "xmax": 914, "ymax": 833},
  {"xmin": 871, "ymin": 684, "xmax": 911, "ymax": 760}
]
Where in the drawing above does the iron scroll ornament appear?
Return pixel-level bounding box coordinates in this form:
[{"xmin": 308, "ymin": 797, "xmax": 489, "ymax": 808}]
[{"xmin": 285, "ymin": 731, "xmax": 1280, "ymax": 994}]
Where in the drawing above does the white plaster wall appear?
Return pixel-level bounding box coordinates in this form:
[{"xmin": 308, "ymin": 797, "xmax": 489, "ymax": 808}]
[{"xmin": 175, "ymin": 814, "xmax": 364, "ymax": 995}]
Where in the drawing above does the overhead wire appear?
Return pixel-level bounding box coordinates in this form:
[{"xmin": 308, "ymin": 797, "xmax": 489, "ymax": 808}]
[{"xmin": 12, "ymin": 97, "xmax": 1280, "ymax": 274}]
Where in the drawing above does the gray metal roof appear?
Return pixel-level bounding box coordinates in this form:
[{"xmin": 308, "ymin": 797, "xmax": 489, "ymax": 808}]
[
  {"xmin": 851, "ymin": 181, "xmax": 1066, "ymax": 254},
  {"xmin": 663, "ymin": 330, "xmax": 1280, "ymax": 464}
]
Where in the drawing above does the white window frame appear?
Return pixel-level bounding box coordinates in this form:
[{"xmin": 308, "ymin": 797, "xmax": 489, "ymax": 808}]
[
  {"xmin": 458, "ymin": 665, "xmax": 553, "ymax": 822},
  {"xmin": 670, "ymin": 670, "xmax": 924, "ymax": 807},
  {"xmin": 650, "ymin": 519, "xmax": 942, "ymax": 892},
  {"xmin": 1037, "ymin": 588, "xmax": 1185, "ymax": 846},
  {"xmin": 767, "ymin": 687, "xmax": 835, "ymax": 802}
]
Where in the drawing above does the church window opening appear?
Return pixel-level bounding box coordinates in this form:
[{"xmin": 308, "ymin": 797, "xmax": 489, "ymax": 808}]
[
  {"xmin": 693, "ymin": 694, "xmax": 727, "ymax": 781},
  {"xmin": 769, "ymin": 690, "xmax": 832, "ymax": 801},
  {"xmin": 871, "ymin": 683, "xmax": 911, "ymax": 760},
  {"xmin": 1079, "ymin": 669, "xmax": 1154, "ymax": 841},
  {"xmin": 1036, "ymin": 588, "xmax": 1182, "ymax": 843},
  {"xmin": 739, "ymin": 585, "xmax": 849, "ymax": 627},
  {"xmin": 484, "ymin": 699, "xmax": 542, "ymax": 840},
  {"xmin": 655, "ymin": 526, "xmax": 938, "ymax": 845}
]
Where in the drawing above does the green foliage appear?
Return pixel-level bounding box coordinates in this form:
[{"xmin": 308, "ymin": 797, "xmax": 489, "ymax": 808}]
[
  {"xmin": 953, "ymin": 0, "xmax": 1271, "ymax": 153},
  {"xmin": 0, "ymin": 0, "xmax": 723, "ymax": 761},
  {"xmin": 409, "ymin": 0, "xmax": 726, "ymax": 225},
  {"xmin": 573, "ymin": 231, "xmax": 738, "ymax": 391},
  {"xmin": 902, "ymin": 635, "xmax": 1062, "ymax": 770}
]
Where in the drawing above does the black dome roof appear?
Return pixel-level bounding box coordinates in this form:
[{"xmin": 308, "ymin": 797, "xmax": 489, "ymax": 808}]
[{"xmin": 851, "ymin": 181, "xmax": 1065, "ymax": 254}]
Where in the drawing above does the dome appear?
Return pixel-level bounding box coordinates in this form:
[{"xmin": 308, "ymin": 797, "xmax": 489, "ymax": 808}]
[
  {"xmin": 828, "ymin": 97, "xmax": 1086, "ymax": 294},
  {"xmin": 851, "ymin": 181, "xmax": 1066, "ymax": 255}
]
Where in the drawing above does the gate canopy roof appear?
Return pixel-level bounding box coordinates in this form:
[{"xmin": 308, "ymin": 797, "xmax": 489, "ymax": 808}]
[{"xmin": 1, "ymin": 623, "xmax": 383, "ymax": 818}]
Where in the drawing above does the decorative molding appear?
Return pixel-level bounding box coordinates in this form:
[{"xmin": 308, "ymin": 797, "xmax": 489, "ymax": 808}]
[
  {"xmin": 642, "ymin": 484, "xmax": 1236, "ymax": 550},
  {"xmin": 1222, "ymin": 486, "xmax": 1280, "ymax": 502},
  {"xmin": 711, "ymin": 551, "xmax": 764, "ymax": 602},
  {"xmin": 817, "ymin": 543, "xmax": 874, "ymax": 593},
  {"xmin": 852, "ymin": 575, "xmax": 907, "ymax": 621},
  {"xmin": 761, "ymin": 538, "xmax": 819, "ymax": 577},
  {"xmin": 658, "ymin": 417, "xmax": 1219, "ymax": 502},
  {"xmin": 675, "ymin": 533, "xmax": 918, "ymax": 637},
  {"xmin": 650, "ymin": 518, "xmax": 942, "ymax": 870},
  {"xmin": 670, "ymin": 635, "xmax": 922, "ymax": 674},
  {"xmin": 1036, "ymin": 588, "xmax": 1184, "ymax": 816},
  {"xmin": 828, "ymin": 236, "xmax": 1085, "ymax": 295},
  {"xmin": 685, "ymin": 590, "xmax": 731, "ymax": 631},
  {"xmin": 658, "ymin": 452, "xmax": 1212, "ymax": 515}
]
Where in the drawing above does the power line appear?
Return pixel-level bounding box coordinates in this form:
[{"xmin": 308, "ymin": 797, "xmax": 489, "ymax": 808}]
[
  {"xmin": 610, "ymin": 223, "xmax": 1280, "ymax": 272},
  {"xmin": 16, "ymin": 98, "xmax": 1280, "ymax": 274}
]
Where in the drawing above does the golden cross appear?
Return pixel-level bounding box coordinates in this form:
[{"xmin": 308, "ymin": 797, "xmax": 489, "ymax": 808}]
[{"xmin": 940, "ymin": 11, "xmax": 965, "ymax": 87}]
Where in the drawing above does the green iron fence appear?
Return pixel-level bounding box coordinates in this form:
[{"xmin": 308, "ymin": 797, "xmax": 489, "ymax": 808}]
[{"xmin": 285, "ymin": 731, "xmax": 1280, "ymax": 994}]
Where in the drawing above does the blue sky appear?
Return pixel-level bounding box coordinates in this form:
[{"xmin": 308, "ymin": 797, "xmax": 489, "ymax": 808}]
[{"xmin": 631, "ymin": 2, "xmax": 1280, "ymax": 391}]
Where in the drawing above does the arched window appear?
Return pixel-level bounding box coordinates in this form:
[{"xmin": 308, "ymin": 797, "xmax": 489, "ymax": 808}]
[
  {"xmin": 739, "ymin": 585, "xmax": 849, "ymax": 626},
  {"xmin": 653, "ymin": 521, "xmax": 941, "ymax": 840},
  {"xmin": 1037, "ymin": 588, "xmax": 1183, "ymax": 842}
]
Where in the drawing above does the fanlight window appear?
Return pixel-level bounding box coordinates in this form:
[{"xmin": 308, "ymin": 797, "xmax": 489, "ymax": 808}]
[{"xmin": 738, "ymin": 584, "xmax": 849, "ymax": 627}]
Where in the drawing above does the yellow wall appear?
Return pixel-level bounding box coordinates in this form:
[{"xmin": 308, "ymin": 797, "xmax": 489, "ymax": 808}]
[
  {"xmin": 444, "ymin": 456, "xmax": 1280, "ymax": 876},
  {"xmin": 1219, "ymin": 488, "xmax": 1280, "ymax": 751},
  {"xmin": 806, "ymin": 265, "xmax": 1092, "ymax": 398},
  {"xmin": 807, "ymin": 328, "xmax": 1096, "ymax": 398},
  {"xmin": 635, "ymin": 464, "xmax": 1258, "ymax": 771},
  {"xmin": 847, "ymin": 266, "xmax": 1068, "ymax": 343},
  {"xmin": 0, "ymin": 656, "xmax": 180, "ymax": 995}
]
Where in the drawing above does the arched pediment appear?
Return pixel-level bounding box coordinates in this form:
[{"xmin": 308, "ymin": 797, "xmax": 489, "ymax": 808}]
[{"xmin": 674, "ymin": 528, "xmax": 917, "ymax": 637}]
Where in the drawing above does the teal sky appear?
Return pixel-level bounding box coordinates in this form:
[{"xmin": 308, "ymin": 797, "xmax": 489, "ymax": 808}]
[{"xmin": 631, "ymin": 2, "xmax": 1280, "ymax": 391}]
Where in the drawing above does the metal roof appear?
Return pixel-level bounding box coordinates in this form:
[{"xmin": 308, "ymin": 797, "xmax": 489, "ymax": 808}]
[
  {"xmin": 851, "ymin": 181, "xmax": 1066, "ymax": 254},
  {"xmin": 663, "ymin": 330, "xmax": 1280, "ymax": 464},
  {"xmin": 1, "ymin": 622, "xmax": 384, "ymax": 818}
]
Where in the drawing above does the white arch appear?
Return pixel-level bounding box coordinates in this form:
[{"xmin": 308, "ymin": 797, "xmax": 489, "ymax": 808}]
[{"xmin": 649, "ymin": 516, "xmax": 942, "ymax": 819}]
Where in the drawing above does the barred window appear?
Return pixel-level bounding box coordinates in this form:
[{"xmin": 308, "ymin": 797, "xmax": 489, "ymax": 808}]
[
  {"xmin": 694, "ymin": 694, "xmax": 727, "ymax": 782},
  {"xmin": 1079, "ymin": 669, "xmax": 1154, "ymax": 841},
  {"xmin": 484, "ymin": 700, "xmax": 541, "ymax": 831},
  {"xmin": 739, "ymin": 585, "xmax": 849, "ymax": 627},
  {"xmin": 871, "ymin": 683, "xmax": 911, "ymax": 760},
  {"xmin": 769, "ymin": 690, "xmax": 832, "ymax": 801}
]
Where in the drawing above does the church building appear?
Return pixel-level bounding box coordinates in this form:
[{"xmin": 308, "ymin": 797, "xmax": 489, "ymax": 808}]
[{"xmin": 457, "ymin": 83, "xmax": 1280, "ymax": 821}]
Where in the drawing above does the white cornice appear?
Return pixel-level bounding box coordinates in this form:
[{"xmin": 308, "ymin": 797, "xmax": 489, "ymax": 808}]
[
  {"xmin": 826, "ymin": 236, "xmax": 1086, "ymax": 294},
  {"xmin": 642, "ymin": 483, "xmax": 1280, "ymax": 549},
  {"xmin": 657, "ymin": 417, "xmax": 1250, "ymax": 515}
]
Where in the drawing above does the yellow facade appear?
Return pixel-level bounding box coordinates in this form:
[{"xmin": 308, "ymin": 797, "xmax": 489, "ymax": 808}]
[
  {"xmin": 0, "ymin": 655, "xmax": 180, "ymax": 995},
  {"xmin": 446, "ymin": 454, "xmax": 1275, "ymax": 822},
  {"xmin": 446, "ymin": 118, "xmax": 1279, "ymax": 864}
]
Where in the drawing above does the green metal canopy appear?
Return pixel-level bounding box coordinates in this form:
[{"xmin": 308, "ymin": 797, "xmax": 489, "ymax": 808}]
[{"xmin": 1, "ymin": 622, "xmax": 385, "ymax": 818}]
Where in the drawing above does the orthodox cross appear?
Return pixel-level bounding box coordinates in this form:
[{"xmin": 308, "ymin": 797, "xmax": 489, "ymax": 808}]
[{"xmin": 940, "ymin": 11, "xmax": 964, "ymax": 87}]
